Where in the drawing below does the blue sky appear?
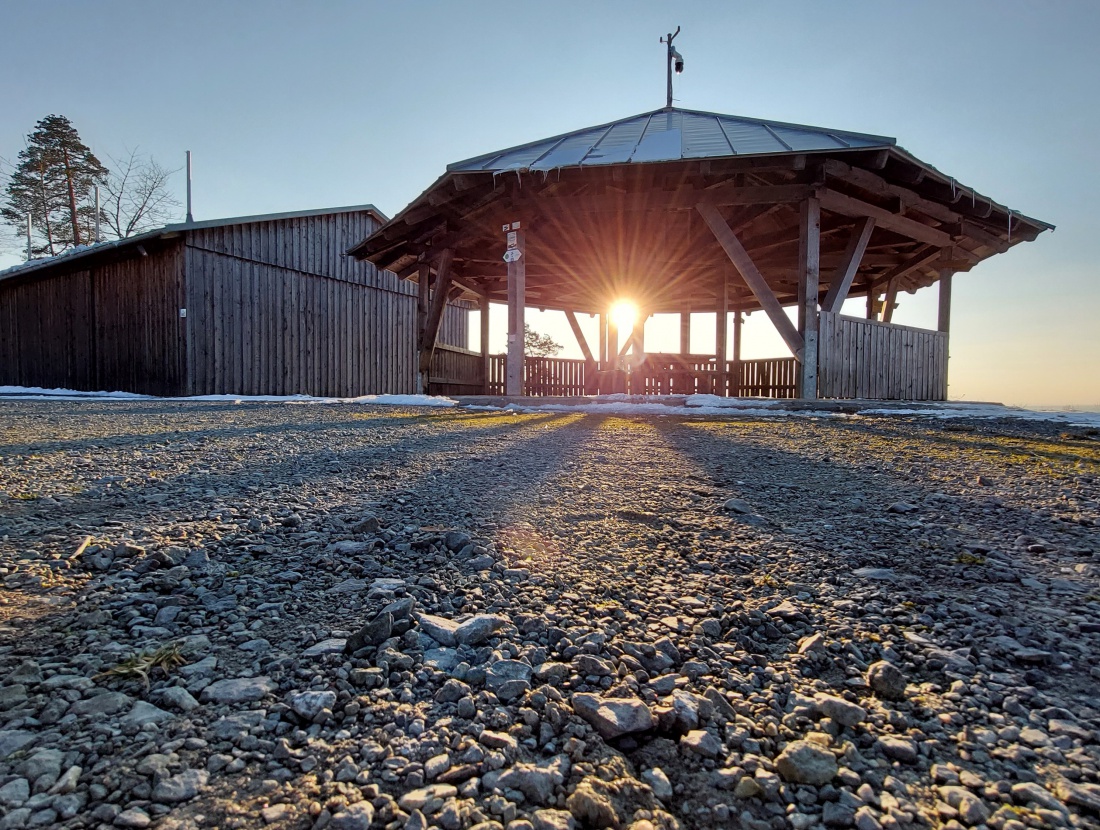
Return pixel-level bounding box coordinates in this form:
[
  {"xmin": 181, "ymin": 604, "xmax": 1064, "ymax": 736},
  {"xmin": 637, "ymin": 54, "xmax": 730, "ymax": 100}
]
[{"xmin": 1, "ymin": 1, "xmax": 1097, "ymax": 405}]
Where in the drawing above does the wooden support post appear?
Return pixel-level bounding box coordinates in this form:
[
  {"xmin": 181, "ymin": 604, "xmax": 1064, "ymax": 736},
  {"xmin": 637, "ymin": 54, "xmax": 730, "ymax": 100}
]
[
  {"xmin": 716, "ymin": 274, "xmax": 729, "ymax": 396},
  {"xmin": 797, "ymin": 197, "xmax": 821, "ymax": 399},
  {"xmin": 732, "ymin": 306, "xmax": 743, "ymax": 396},
  {"xmin": 480, "ymin": 295, "xmax": 491, "ymax": 394},
  {"xmin": 633, "ymin": 313, "xmax": 646, "ymax": 369},
  {"xmin": 599, "ymin": 313, "xmax": 608, "ymax": 365},
  {"xmin": 696, "ymin": 202, "xmax": 804, "ymax": 360},
  {"xmin": 821, "ymin": 217, "xmax": 875, "ymax": 313},
  {"xmin": 416, "ymin": 263, "xmax": 430, "ymax": 393},
  {"xmin": 504, "ymin": 222, "xmax": 525, "ymax": 396},
  {"xmin": 417, "ymin": 249, "xmax": 455, "ymax": 394},
  {"xmin": 867, "ymin": 290, "xmax": 877, "ymax": 320},
  {"xmin": 680, "ymin": 307, "xmax": 691, "ymax": 354},
  {"xmin": 938, "ymin": 271, "xmax": 952, "ymax": 399},
  {"xmin": 607, "ymin": 317, "xmax": 619, "ymax": 370},
  {"xmin": 937, "ymin": 272, "xmax": 952, "ymax": 334},
  {"xmin": 882, "ymin": 279, "xmax": 898, "ymax": 323}
]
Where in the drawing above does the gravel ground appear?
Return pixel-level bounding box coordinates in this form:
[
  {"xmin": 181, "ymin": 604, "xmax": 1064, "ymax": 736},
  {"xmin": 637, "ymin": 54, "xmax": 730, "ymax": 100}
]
[{"xmin": 0, "ymin": 400, "xmax": 1097, "ymax": 830}]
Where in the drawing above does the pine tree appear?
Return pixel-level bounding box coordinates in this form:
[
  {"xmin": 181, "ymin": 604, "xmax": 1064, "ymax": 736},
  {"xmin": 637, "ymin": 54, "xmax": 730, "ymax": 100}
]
[
  {"xmin": 1, "ymin": 115, "xmax": 108, "ymax": 257},
  {"xmin": 524, "ymin": 324, "xmax": 563, "ymax": 356}
]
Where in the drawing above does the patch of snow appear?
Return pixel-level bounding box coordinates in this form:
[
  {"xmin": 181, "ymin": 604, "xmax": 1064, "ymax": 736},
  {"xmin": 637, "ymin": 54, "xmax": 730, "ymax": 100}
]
[
  {"xmin": 0, "ymin": 386, "xmax": 457, "ymax": 408},
  {"xmin": 0, "ymin": 385, "xmax": 150, "ymax": 399},
  {"xmin": 348, "ymin": 394, "xmax": 457, "ymax": 408}
]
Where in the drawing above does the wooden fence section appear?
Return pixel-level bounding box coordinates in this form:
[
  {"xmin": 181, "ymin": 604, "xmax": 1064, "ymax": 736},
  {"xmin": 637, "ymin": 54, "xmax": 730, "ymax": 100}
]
[
  {"xmin": 428, "ymin": 344, "xmax": 485, "ymax": 396},
  {"xmin": 473, "ymin": 354, "xmax": 798, "ymax": 398},
  {"xmin": 525, "ymin": 356, "xmax": 589, "ymax": 396},
  {"xmin": 735, "ymin": 358, "xmax": 798, "ymax": 398},
  {"xmin": 634, "ymin": 354, "xmax": 722, "ymax": 395},
  {"xmin": 818, "ymin": 311, "xmax": 947, "ymax": 400}
]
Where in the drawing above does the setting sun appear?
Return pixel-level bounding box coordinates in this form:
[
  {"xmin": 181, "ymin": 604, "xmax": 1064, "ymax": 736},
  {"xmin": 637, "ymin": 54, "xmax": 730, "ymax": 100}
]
[{"xmin": 609, "ymin": 300, "xmax": 638, "ymax": 331}]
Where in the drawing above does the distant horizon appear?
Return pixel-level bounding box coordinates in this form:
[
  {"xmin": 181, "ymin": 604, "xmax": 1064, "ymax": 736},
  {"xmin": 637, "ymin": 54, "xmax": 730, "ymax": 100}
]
[{"xmin": 1, "ymin": 1, "xmax": 1096, "ymax": 406}]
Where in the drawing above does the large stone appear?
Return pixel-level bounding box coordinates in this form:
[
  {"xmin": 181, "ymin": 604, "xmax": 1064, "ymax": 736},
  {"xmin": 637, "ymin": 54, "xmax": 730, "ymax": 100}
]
[
  {"xmin": 68, "ymin": 691, "xmax": 132, "ymax": 717},
  {"xmin": 485, "ymin": 756, "xmax": 569, "ymax": 805},
  {"xmin": 399, "ymin": 784, "xmax": 459, "ymax": 812},
  {"xmin": 200, "ymin": 676, "xmax": 275, "ymax": 704},
  {"xmin": 571, "ymin": 694, "xmax": 654, "ymax": 740},
  {"xmin": 816, "ymin": 694, "xmax": 866, "ymax": 728},
  {"xmin": 641, "ymin": 768, "xmax": 673, "ymax": 800},
  {"xmin": 0, "ymin": 730, "xmax": 36, "ymax": 759},
  {"xmin": 939, "ymin": 786, "xmax": 990, "ymax": 825},
  {"xmin": 774, "ymin": 740, "xmax": 838, "ymax": 785},
  {"xmin": 329, "ymin": 802, "xmax": 375, "ymax": 830},
  {"xmin": 532, "ymin": 809, "xmax": 576, "ymax": 830},
  {"xmin": 1058, "ymin": 781, "xmax": 1100, "ymax": 815},
  {"xmin": 417, "ymin": 614, "xmax": 459, "ymax": 646},
  {"xmin": 114, "ymin": 807, "xmax": 152, "ymax": 828},
  {"xmin": 567, "ymin": 778, "xmax": 618, "ymax": 828},
  {"xmin": 681, "ymin": 729, "xmax": 723, "ymax": 759},
  {"xmin": 288, "ymin": 690, "xmax": 336, "ymax": 721},
  {"xmin": 454, "ymin": 614, "xmax": 508, "ymax": 646},
  {"xmin": 1011, "ymin": 782, "xmax": 1066, "ymax": 813},
  {"xmin": 23, "ymin": 748, "xmax": 63, "ymax": 782},
  {"xmin": 301, "ymin": 638, "xmax": 346, "ymax": 658},
  {"xmin": 0, "ymin": 778, "xmax": 29, "ymax": 807},
  {"xmin": 344, "ymin": 612, "xmax": 392, "ymax": 654},
  {"xmin": 159, "ymin": 686, "xmax": 200, "ymax": 712},
  {"xmin": 866, "ymin": 661, "xmax": 907, "ymax": 700},
  {"xmin": 0, "ymin": 685, "xmax": 28, "ymax": 711},
  {"xmin": 485, "ymin": 660, "xmax": 532, "ymax": 701},
  {"xmin": 151, "ymin": 769, "xmax": 208, "ymax": 803},
  {"xmin": 573, "ymin": 654, "xmax": 615, "ymax": 677},
  {"xmin": 120, "ymin": 701, "xmax": 173, "ymax": 728},
  {"xmin": 878, "ymin": 736, "xmax": 918, "ymax": 764}
]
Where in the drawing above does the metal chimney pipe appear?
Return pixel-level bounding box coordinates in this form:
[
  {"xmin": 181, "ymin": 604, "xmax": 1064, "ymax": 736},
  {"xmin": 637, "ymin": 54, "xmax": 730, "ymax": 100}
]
[
  {"xmin": 94, "ymin": 185, "xmax": 101, "ymax": 243},
  {"xmin": 26, "ymin": 215, "xmax": 32, "ymax": 261},
  {"xmin": 185, "ymin": 150, "xmax": 194, "ymax": 223}
]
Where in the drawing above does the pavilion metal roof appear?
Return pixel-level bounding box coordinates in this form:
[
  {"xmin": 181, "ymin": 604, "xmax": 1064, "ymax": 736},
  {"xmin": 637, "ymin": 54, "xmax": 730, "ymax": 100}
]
[{"xmin": 447, "ymin": 107, "xmax": 897, "ymax": 173}]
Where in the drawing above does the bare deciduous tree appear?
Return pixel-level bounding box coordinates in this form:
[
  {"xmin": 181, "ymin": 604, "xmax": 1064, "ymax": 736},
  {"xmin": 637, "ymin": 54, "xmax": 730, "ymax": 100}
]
[{"xmin": 100, "ymin": 148, "xmax": 181, "ymax": 239}]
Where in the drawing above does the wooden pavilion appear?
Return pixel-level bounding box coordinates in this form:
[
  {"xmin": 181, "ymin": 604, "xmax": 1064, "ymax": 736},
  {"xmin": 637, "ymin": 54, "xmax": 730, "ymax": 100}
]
[{"xmin": 349, "ymin": 107, "xmax": 1051, "ymax": 400}]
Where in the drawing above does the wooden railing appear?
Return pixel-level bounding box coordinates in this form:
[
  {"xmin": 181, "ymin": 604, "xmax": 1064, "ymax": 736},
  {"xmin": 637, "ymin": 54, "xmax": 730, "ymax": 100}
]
[
  {"xmin": 737, "ymin": 357, "xmax": 798, "ymax": 398},
  {"xmin": 428, "ymin": 344, "xmax": 484, "ymax": 396},
  {"xmin": 818, "ymin": 311, "xmax": 946, "ymax": 400},
  {"xmin": 479, "ymin": 353, "xmax": 798, "ymax": 398},
  {"xmin": 485, "ymin": 355, "xmax": 591, "ymax": 396}
]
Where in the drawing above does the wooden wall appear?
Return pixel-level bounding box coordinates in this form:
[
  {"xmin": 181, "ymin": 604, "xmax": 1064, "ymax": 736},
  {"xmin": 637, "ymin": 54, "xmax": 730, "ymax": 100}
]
[
  {"xmin": 0, "ymin": 243, "xmax": 185, "ymax": 396},
  {"xmin": 184, "ymin": 211, "xmax": 468, "ymax": 396},
  {"xmin": 818, "ymin": 311, "xmax": 947, "ymax": 400},
  {"xmin": 0, "ymin": 210, "xmax": 467, "ymax": 397}
]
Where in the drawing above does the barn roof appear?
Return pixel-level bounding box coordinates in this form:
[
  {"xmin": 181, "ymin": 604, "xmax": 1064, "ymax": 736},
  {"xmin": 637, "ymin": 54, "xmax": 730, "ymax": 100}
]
[
  {"xmin": 0, "ymin": 204, "xmax": 388, "ymax": 284},
  {"xmin": 448, "ymin": 107, "xmax": 896, "ymax": 173}
]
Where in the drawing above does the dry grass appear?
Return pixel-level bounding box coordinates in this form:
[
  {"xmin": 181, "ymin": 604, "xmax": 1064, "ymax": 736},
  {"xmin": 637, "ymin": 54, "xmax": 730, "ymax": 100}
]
[{"xmin": 94, "ymin": 642, "xmax": 187, "ymax": 689}]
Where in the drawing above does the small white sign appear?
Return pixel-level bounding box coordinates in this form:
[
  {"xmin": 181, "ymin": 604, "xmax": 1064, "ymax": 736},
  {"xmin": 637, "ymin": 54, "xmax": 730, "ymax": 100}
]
[
  {"xmin": 503, "ymin": 249, "xmax": 522, "ymax": 263},
  {"xmin": 506, "ymin": 231, "xmax": 517, "ymax": 249}
]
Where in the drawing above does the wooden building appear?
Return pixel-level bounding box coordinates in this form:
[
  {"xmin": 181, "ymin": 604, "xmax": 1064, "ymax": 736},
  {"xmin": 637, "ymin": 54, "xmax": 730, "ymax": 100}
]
[
  {"xmin": 350, "ymin": 107, "xmax": 1051, "ymax": 401},
  {"xmin": 0, "ymin": 206, "xmax": 468, "ymax": 397}
]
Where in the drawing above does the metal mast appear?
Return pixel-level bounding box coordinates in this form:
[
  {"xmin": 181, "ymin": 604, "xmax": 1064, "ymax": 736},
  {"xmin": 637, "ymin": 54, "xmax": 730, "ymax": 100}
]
[{"xmin": 660, "ymin": 27, "xmax": 683, "ymax": 109}]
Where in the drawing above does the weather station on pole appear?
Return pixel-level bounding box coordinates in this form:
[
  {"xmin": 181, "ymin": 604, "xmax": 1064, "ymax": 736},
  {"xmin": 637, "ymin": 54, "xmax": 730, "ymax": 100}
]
[{"xmin": 660, "ymin": 26, "xmax": 684, "ymax": 109}]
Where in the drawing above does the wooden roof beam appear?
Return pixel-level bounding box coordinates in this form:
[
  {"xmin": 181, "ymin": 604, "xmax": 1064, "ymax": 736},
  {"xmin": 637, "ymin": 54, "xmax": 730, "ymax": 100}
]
[
  {"xmin": 819, "ymin": 189, "xmax": 954, "ymax": 248},
  {"xmin": 696, "ymin": 202, "xmax": 804, "ymax": 360},
  {"xmin": 821, "ymin": 217, "xmax": 875, "ymax": 313},
  {"xmin": 870, "ymin": 245, "xmax": 943, "ymax": 288},
  {"xmin": 823, "ymin": 160, "xmax": 962, "ymax": 225}
]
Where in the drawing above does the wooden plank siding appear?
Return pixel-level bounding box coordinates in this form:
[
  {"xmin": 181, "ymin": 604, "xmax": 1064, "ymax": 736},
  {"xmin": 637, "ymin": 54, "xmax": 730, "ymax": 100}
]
[
  {"xmin": 1, "ymin": 209, "xmax": 468, "ymax": 397},
  {"xmin": 0, "ymin": 244, "xmax": 184, "ymax": 395},
  {"xmin": 818, "ymin": 311, "xmax": 946, "ymax": 400},
  {"xmin": 183, "ymin": 211, "xmax": 468, "ymax": 396}
]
